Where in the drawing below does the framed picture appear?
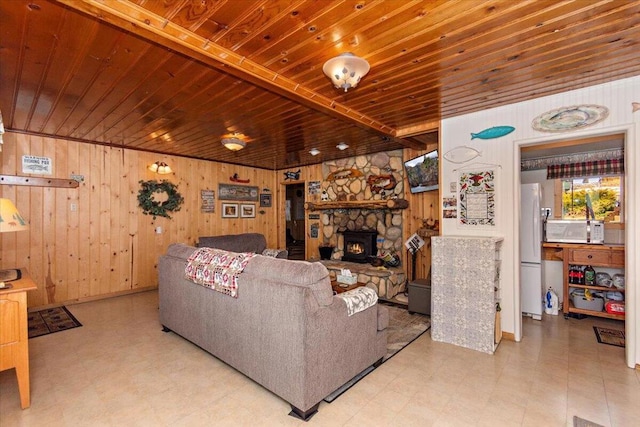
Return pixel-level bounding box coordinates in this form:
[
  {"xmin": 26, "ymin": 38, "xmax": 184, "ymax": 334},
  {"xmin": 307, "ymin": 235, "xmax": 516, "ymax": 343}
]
[
  {"xmin": 240, "ymin": 204, "xmax": 256, "ymax": 218},
  {"xmin": 259, "ymin": 193, "xmax": 272, "ymax": 207},
  {"xmin": 218, "ymin": 183, "xmax": 259, "ymax": 201},
  {"xmin": 222, "ymin": 203, "xmax": 238, "ymax": 218}
]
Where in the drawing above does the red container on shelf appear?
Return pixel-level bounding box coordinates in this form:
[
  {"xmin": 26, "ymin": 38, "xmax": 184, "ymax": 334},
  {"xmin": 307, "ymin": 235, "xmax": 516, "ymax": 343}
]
[{"xmin": 605, "ymin": 300, "xmax": 625, "ymax": 315}]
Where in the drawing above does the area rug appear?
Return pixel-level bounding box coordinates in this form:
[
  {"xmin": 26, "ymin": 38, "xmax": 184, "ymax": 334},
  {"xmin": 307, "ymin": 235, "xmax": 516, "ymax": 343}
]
[
  {"xmin": 593, "ymin": 326, "xmax": 625, "ymax": 348},
  {"xmin": 324, "ymin": 303, "xmax": 430, "ymax": 402},
  {"xmin": 28, "ymin": 306, "xmax": 82, "ymax": 338}
]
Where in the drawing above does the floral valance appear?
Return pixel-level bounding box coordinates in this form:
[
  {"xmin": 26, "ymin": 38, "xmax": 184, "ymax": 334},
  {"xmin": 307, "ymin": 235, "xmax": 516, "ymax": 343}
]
[{"xmin": 546, "ymin": 159, "xmax": 624, "ymax": 180}]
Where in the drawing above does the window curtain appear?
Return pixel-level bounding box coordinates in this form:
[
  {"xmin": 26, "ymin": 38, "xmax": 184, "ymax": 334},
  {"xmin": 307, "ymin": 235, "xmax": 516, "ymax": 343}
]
[{"xmin": 546, "ymin": 159, "xmax": 624, "ymax": 180}]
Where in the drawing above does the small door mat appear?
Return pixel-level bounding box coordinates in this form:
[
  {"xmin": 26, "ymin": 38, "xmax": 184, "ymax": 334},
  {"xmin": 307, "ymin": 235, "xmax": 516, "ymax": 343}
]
[
  {"xmin": 28, "ymin": 306, "xmax": 82, "ymax": 338},
  {"xmin": 593, "ymin": 326, "xmax": 624, "ymax": 348},
  {"xmin": 573, "ymin": 415, "xmax": 604, "ymax": 427}
]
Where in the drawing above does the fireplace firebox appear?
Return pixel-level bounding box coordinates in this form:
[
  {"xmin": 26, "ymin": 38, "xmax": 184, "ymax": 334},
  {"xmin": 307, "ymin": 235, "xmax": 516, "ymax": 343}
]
[{"xmin": 341, "ymin": 230, "xmax": 378, "ymax": 263}]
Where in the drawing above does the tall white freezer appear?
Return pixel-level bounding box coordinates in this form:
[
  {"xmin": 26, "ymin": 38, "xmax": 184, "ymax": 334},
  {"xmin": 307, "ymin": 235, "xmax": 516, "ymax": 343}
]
[{"xmin": 520, "ymin": 183, "xmax": 543, "ymax": 320}]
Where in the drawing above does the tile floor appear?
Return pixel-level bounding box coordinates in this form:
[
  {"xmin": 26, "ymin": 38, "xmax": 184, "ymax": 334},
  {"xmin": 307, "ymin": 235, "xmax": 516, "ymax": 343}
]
[{"xmin": 1, "ymin": 290, "xmax": 638, "ymax": 426}]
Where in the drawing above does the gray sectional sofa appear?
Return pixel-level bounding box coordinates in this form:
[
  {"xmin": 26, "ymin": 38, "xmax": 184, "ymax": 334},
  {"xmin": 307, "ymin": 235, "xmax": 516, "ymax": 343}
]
[{"xmin": 158, "ymin": 235, "xmax": 388, "ymax": 420}]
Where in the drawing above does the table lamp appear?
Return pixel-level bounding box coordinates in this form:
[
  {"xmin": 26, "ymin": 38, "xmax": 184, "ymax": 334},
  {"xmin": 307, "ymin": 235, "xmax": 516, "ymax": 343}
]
[{"xmin": 0, "ymin": 198, "xmax": 29, "ymax": 288}]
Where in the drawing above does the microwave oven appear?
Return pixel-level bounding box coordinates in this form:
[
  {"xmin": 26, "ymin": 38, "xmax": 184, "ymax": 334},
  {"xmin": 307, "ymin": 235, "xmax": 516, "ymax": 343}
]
[{"xmin": 545, "ymin": 220, "xmax": 604, "ymax": 244}]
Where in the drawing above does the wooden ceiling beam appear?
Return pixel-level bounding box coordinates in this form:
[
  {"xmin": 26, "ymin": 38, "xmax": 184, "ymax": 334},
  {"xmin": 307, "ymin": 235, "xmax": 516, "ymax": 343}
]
[{"xmin": 56, "ymin": 0, "xmax": 425, "ymax": 150}]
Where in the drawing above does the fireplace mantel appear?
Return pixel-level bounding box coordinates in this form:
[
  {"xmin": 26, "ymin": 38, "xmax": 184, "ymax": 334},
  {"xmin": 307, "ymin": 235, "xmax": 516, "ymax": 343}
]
[{"xmin": 304, "ymin": 199, "xmax": 409, "ymax": 211}]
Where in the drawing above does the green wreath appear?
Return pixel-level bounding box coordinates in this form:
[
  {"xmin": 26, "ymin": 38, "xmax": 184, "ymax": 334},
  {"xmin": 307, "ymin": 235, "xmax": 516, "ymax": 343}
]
[{"xmin": 137, "ymin": 180, "xmax": 184, "ymax": 219}]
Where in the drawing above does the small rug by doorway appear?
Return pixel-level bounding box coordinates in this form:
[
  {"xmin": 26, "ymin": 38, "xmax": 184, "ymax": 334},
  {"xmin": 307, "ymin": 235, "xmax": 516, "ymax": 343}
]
[
  {"xmin": 573, "ymin": 415, "xmax": 605, "ymax": 427},
  {"xmin": 593, "ymin": 326, "xmax": 625, "ymax": 348},
  {"xmin": 324, "ymin": 303, "xmax": 430, "ymax": 402},
  {"xmin": 28, "ymin": 306, "xmax": 82, "ymax": 338}
]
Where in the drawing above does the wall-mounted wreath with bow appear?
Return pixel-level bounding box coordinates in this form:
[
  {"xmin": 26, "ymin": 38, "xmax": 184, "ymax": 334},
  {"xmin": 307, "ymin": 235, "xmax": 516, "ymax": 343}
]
[{"xmin": 137, "ymin": 180, "xmax": 184, "ymax": 219}]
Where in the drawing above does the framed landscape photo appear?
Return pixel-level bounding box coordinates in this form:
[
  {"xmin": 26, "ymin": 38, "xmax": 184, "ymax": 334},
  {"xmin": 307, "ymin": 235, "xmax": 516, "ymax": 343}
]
[
  {"xmin": 222, "ymin": 203, "xmax": 238, "ymax": 218},
  {"xmin": 240, "ymin": 204, "xmax": 256, "ymax": 218}
]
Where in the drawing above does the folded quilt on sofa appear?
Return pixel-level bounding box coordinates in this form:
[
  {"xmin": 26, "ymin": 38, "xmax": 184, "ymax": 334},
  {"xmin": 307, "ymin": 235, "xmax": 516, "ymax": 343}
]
[
  {"xmin": 185, "ymin": 248, "xmax": 255, "ymax": 298},
  {"xmin": 338, "ymin": 287, "xmax": 378, "ymax": 316}
]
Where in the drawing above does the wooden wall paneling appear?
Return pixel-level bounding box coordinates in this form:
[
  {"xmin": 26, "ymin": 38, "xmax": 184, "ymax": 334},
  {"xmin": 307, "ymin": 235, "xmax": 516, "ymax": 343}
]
[
  {"xmin": 77, "ymin": 142, "xmax": 92, "ymax": 298},
  {"xmin": 125, "ymin": 149, "xmax": 139, "ymax": 290},
  {"xmin": 66, "ymin": 141, "xmax": 80, "ymax": 302},
  {"xmin": 88, "ymin": 144, "xmax": 102, "ymax": 299},
  {"xmin": 42, "ymin": 137, "xmax": 59, "ymax": 305},
  {"xmin": 54, "ymin": 139, "xmax": 70, "ymax": 303}
]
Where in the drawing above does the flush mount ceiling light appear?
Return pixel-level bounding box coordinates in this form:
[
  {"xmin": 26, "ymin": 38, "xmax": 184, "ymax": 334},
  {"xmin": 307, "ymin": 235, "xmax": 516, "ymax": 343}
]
[
  {"xmin": 148, "ymin": 161, "xmax": 172, "ymax": 175},
  {"xmin": 309, "ymin": 148, "xmax": 320, "ymax": 156},
  {"xmin": 221, "ymin": 133, "xmax": 247, "ymax": 151},
  {"xmin": 322, "ymin": 52, "xmax": 370, "ymax": 92},
  {"xmin": 336, "ymin": 142, "xmax": 349, "ymax": 151}
]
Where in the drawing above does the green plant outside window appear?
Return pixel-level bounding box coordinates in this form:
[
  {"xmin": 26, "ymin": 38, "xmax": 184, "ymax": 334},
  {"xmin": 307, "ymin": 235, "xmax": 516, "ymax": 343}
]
[{"xmin": 561, "ymin": 176, "xmax": 621, "ymax": 222}]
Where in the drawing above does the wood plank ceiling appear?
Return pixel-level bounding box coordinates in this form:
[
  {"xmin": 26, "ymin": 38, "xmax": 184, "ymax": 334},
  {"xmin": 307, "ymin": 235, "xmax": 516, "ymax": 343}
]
[{"xmin": 1, "ymin": 0, "xmax": 639, "ymax": 170}]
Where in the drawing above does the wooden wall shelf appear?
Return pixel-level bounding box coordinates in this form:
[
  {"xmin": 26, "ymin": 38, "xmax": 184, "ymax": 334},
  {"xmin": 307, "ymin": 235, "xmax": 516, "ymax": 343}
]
[
  {"xmin": 0, "ymin": 175, "xmax": 79, "ymax": 188},
  {"xmin": 304, "ymin": 199, "xmax": 409, "ymax": 211}
]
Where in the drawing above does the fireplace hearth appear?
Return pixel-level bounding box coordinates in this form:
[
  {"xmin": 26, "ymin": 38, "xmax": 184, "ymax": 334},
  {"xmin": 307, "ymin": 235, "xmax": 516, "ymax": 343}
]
[{"xmin": 341, "ymin": 230, "xmax": 378, "ymax": 263}]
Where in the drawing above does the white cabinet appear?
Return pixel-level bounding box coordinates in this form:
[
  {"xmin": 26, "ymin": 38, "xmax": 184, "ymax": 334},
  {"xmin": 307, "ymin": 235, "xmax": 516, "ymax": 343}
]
[{"xmin": 431, "ymin": 236, "xmax": 503, "ymax": 354}]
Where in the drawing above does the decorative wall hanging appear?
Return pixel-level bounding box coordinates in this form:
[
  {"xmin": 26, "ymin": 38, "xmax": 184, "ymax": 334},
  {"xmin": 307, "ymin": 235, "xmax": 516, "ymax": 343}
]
[
  {"xmin": 308, "ymin": 181, "xmax": 321, "ymax": 194},
  {"xmin": 366, "ymin": 174, "xmax": 397, "ymax": 194},
  {"xmin": 230, "ymin": 173, "xmax": 250, "ymax": 183},
  {"xmin": 532, "ymin": 105, "xmax": 609, "ymax": 132},
  {"xmin": 22, "ymin": 155, "xmax": 52, "ymax": 175},
  {"xmin": 137, "ymin": 180, "xmax": 184, "ymax": 219},
  {"xmin": 443, "ymin": 146, "xmax": 482, "ymax": 164},
  {"xmin": 218, "ymin": 183, "xmax": 259, "ymax": 201},
  {"xmin": 222, "ymin": 203, "xmax": 238, "ymax": 218},
  {"xmin": 201, "ymin": 189, "xmax": 215, "ymax": 213},
  {"xmin": 470, "ymin": 126, "xmax": 515, "ymax": 140},
  {"xmin": 259, "ymin": 193, "xmax": 272, "ymax": 207},
  {"xmin": 326, "ymin": 168, "xmax": 363, "ymax": 181},
  {"xmin": 240, "ymin": 204, "xmax": 256, "ymax": 218},
  {"xmin": 459, "ymin": 170, "xmax": 495, "ymax": 226},
  {"xmin": 283, "ymin": 169, "xmax": 301, "ymax": 180}
]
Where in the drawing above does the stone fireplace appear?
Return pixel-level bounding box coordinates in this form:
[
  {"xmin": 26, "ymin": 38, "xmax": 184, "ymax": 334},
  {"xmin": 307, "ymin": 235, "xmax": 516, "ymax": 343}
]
[{"xmin": 341, "ymin": 230, "xmax": 377, "ymax": 263}]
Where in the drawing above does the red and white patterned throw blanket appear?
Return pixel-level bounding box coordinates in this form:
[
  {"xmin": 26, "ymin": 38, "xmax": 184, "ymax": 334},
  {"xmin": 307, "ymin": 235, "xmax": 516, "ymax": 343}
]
[{"xmin": 185, "ymin": 248, "xmax": 256, "ymax": 298}]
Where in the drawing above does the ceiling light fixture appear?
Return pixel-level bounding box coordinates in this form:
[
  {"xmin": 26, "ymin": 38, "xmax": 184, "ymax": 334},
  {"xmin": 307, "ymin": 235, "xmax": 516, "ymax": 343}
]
[
  {"xmin": 336, "ymin": 142, "xmax": 349, "ymax": 151},
  {"xmin": 322, "ymin": 52, "xmax": 370, "ymax": 92},
  {"xmin": 221, "ymin": 135, "xmax": 247, "ymax": 151},
  {"xmin": 309, "ymin": 148, "xmax": 320, "ymax": 156},
  {"xmin": 148, "ymin": 161, "xmax": 173, "ymax": 175}
]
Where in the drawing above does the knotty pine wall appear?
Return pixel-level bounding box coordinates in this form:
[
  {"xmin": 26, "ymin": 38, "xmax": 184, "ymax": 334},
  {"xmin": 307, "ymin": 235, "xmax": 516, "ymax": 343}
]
[
  {"xmin": 0, "ymin": 132, "xmax": 280, "ymax": 308},
  {"xmin": 1, "ymin": 131, "xmax": 439, "ymax": 309}
]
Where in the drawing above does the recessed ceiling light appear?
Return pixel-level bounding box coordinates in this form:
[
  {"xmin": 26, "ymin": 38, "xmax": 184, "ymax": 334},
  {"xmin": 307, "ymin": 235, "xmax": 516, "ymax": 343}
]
[
  {"xmin": 309, "ymin": 148, "xmax": 320, "ymax": 156},
  {"xmin": 336, "ymin": 143, "xmax": 349, "ymax": 151}
]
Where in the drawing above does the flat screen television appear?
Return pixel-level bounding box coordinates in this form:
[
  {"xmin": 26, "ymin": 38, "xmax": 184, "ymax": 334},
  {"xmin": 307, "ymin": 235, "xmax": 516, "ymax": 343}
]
[{"xmin": 404, "ymin": 150, "xmax": 439, "ymax": 193}]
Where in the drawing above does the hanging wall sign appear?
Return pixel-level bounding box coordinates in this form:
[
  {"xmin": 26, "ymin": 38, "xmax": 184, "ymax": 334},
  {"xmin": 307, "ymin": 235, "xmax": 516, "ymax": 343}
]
[
  {"xmin": 459, "ymin": 170, "xmax": 495, "ymax": 226},
  {"xmin": 22, "ymin": 155, "xmax": 52, "ymax": 175}
]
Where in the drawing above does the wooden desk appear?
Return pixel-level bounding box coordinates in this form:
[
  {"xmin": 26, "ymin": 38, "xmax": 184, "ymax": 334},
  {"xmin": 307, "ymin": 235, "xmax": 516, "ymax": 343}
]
[{"xmin": 0, "ymin": 269, "xmax": 37, "ymax": 409}]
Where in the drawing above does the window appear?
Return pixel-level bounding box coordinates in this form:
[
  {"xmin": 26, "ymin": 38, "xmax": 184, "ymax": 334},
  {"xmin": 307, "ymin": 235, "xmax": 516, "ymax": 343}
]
[{"xmin": 561, "ymin": 175, "xmax": 622, "ymax": 222}]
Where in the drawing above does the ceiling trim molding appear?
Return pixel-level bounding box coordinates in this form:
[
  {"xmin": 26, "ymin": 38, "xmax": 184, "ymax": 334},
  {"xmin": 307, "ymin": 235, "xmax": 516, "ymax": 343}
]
[{"xmin": 57, "ymin": 0, "xmax": 424, "ymax": 150}]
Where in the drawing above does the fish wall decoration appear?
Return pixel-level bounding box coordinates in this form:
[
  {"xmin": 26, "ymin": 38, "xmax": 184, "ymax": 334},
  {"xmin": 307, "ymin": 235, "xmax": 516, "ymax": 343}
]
[
  {"xmin": 471, "ymin": 126, "xmax": 515, "ymax": 140},
  {"xmin": 326, "ymin": 168, "xmax": 363, "ymax": 181}
]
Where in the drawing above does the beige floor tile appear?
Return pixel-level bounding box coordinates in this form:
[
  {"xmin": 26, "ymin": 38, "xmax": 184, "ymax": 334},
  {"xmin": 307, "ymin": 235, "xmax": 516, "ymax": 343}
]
[{"xmin": 1, "ymin": 290, "xmax": 637, "ymax": 427}]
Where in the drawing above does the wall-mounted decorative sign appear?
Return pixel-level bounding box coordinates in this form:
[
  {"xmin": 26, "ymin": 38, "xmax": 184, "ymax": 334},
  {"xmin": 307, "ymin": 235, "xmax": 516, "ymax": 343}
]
[
  {"xmin": 308, "ymin": 181, "xmax": 320, "ymax": 195},
  {"xmin": 22, "ymin": 155, "xmax": 52, "ymax": 175},
  {"xmin": 459, "ymin": 170, "xmax": 495, "ymax": 226},
  {"xmin": 259, "ymin": 193, "xmax": 272, "ymax": 207},
  {"xmin": 222, "ymin": 203, "xmax": 238, "ymax": 218},
  {"xmin": 310, "ymin": 223, "xmax": 319, "ymax": 238},
  {"xmin": 532, "ymin": 105, "xmax": 608, "ymax": 132},
  {"xmin": 283, "ymin": 169, "xmax": 301, "ymax": 180},
  {"xmin": 201, "ymin": 189, "xmax": 215, "ymax": 213},
  {"xmin": 218, "ymin": 183, "xmax": 259, "ymax": 201}
]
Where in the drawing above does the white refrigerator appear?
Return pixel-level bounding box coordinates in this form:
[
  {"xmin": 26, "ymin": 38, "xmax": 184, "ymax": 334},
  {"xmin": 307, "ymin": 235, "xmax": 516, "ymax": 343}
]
[{"xmin": 520, "ymin": 183, "xmax": 544, "ymax": 320}]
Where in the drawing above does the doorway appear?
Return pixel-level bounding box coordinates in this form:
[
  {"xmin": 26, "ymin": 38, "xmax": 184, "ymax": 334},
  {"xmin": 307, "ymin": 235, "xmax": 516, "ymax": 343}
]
[
  {"xmin": 285, "ymin": 183, "xmax": 306, "ymax": 260},
  {"xmin": 518, "ymin": 133, "xmax": 627, "ymax": 345}
]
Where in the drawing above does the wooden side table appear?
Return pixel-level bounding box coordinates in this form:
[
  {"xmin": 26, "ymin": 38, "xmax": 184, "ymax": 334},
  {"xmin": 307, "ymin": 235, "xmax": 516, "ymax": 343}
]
[
  {"xmin": 0, "ymin": 269, "xmax": 37, "ymax": 409},
  {"xmin": 331, "ymin": 280, "xmax": 366, "ymax": 294}
]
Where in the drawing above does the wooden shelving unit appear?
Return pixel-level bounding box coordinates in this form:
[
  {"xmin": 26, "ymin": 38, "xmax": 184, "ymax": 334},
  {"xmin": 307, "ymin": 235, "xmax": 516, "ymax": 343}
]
[{"xmin": 543, "ymin": 243, "xmax": 625, "ymax": 320}]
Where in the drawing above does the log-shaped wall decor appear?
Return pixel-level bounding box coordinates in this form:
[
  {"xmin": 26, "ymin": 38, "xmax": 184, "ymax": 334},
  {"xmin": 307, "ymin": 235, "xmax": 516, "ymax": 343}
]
[{"xmin": 0, "ymin": 175, "xmax": 79, "ymax": 188}]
